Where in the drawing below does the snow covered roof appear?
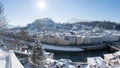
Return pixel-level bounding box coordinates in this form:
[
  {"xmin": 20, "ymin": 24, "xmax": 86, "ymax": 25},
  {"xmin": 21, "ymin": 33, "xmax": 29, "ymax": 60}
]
[
  {"xmin": 104, "ymin": 54, "xmax": 114, "ymax": 59},
  {"xmin": 87, "ymin": 57, "xmax": 107, "ymax": 67}
]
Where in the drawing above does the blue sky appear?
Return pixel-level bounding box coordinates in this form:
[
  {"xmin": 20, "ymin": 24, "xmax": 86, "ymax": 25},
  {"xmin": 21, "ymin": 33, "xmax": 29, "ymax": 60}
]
[{"xmin": 1, "ymin": 0, "xmax": 120, "ymax": 26}]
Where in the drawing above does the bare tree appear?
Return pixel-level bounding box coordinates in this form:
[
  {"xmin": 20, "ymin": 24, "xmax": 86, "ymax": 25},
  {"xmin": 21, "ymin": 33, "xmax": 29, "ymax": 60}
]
[{"xmin": 0, "ymin": 2, "xmax": 7, "ymax": 32}]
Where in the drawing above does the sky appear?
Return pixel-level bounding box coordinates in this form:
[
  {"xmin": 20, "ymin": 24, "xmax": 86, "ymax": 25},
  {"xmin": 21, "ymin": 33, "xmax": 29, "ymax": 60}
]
[{"xmin": 1, "ymin": 0, "xmax": 120, "ymax": 26}]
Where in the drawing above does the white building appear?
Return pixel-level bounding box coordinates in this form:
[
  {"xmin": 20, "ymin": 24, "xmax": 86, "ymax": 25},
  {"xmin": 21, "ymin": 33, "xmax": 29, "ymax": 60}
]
[
  {"xmin": 90, "ymin": 36, "xmax": 103, "ymax": 44},
  {"xmin": 76, "ymin": 35, "xmax": 84, "ymax": 45},
  {"xmin": 83, "ymin": 36, "xmax": 91, "ymax": 44}
]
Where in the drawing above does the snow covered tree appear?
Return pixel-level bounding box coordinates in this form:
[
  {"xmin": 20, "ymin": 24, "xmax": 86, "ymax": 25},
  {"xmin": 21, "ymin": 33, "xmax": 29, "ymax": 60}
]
[
  {"xmin": 0, "ymin": 2, "xmax": 7, "ymax": 32},
  {"xmin": 31, "ymin": 40, "xmax": 46, "ymax": 65}
]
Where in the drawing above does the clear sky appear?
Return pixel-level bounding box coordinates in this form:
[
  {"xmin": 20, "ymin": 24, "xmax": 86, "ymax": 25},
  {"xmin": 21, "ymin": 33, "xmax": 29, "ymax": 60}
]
[{"xmin": 1, "ymin": 0, "xmax": 120, "ymax": 26}]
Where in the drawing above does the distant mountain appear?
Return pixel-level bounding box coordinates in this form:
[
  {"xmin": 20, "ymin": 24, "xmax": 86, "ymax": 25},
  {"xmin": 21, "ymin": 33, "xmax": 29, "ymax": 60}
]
[
  {"xmin": 72, "ymin": 21, "xmax": 120, "ymax": 30},
  {"xmin": 66, "ymin": 18, "xmax": 87, "ymax": 23},
  {"xmin": 7, "ymin": 24, "xmax": 15, "ymax": 28},
  {"xmin": 25, "ymin": 18, "xmax": 120, "ymax": 31}
]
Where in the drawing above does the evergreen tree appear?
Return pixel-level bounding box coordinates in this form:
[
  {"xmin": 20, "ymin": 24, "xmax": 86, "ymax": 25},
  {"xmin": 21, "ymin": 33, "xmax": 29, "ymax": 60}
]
[{"xmin": 31, "ymin": 40, "xmax": 46, "ymax": 65}]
